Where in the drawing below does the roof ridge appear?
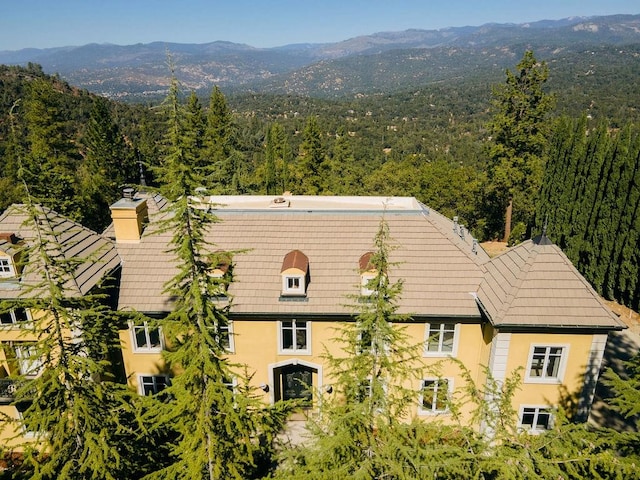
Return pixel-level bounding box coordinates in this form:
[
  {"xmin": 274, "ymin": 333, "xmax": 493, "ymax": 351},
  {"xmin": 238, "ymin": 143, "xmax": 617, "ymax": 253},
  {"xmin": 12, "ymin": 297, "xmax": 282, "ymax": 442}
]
[{"xmin": 493, "ymin": 240, "xmax": 537, "ymax": 321}]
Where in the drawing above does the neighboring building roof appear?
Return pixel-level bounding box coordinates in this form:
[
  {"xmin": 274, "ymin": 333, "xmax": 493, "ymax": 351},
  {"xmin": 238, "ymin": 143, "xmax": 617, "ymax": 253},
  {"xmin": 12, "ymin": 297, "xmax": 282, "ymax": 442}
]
[
  {"xmin": 0, "ymin": 204, "xmax": 120, "ymax": 299},
  {"xmin": 476, "ymin": 235, "xmax": 625, "ymax": 330},
  {"xmin": 116, "ymin": 195, "xmax": 487, "ymax": 318}
]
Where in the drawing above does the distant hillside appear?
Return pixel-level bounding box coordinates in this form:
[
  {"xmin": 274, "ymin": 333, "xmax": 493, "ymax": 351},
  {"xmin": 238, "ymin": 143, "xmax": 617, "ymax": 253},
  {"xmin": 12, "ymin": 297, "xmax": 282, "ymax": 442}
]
[{"xmin": 0, "ymin": 14, "xmax": 639, "ymax": 101}]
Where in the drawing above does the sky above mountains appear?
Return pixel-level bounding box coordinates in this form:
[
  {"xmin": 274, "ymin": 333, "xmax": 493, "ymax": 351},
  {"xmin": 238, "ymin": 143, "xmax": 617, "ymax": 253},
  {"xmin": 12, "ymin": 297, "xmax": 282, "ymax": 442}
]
[{"xmin": 1, "ymin": 0, "xmax": 638, "ymax": 52}]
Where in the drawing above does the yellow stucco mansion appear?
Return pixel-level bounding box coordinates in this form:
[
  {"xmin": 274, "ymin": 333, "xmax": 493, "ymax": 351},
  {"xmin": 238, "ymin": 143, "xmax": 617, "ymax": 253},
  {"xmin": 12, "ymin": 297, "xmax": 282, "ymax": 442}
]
[{"xmin": 0, "ymin": 192, "xmax": 626, "ymax": 443}]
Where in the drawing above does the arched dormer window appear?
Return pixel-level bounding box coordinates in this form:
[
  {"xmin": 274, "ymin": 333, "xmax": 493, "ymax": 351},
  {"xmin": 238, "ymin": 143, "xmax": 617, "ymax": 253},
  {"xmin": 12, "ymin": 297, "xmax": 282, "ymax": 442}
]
[
  {"xmin": 359, "ymin": 251, "xmax": 377, "ymax": 297},
  {"xmin": 207, "ymin": 250, "xmax": 232, "ymax": 296},
  {"xmin": 281, "ymin": 250, "xmax": 309, "ymax": 297}
]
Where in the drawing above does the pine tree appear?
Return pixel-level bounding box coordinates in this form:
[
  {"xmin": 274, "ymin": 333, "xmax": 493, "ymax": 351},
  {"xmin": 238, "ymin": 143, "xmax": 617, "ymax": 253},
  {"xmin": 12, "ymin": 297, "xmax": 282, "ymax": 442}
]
[
  {"xmin": 485, "ymin": 50, "xmax": 555, "ymax": 242},
  {"xmin": 204, "ymin": 86, "xmax": 243, "ymax": 193},
  {"xmin": 276, "ymin": 219, "xmax": 424, "ymax": 478},
  {"xmin": 0, "ymin": 166, "xmax": 137, "ymax": 479},
  {"xmin": 144, "ymin": 75, "xmax": 288, "ymax": 480},
  {"xmin": 21, "ymin": 78, "xmax": 83, "ymax": 221},
  {"xmin": 295, "ymin": 116, "xmax": 327, "ymax": 195},
  {"xmin": 78, "ymin": 96, "xmax": 135, "ymax": 232}
]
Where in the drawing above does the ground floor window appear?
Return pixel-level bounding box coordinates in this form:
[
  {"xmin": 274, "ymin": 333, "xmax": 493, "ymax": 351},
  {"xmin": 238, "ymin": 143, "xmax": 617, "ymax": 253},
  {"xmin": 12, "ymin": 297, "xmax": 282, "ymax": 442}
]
[
  {"xmin": 139, "ymin": 375, "xmax": 169, "ymax": 395},
  {"xmin": 519, "ymin": 406, "xmax": 553, "ymax": 432},
  {"xmin": 419, "ymin": 378, "xmax": 450, "ymax": 414}
]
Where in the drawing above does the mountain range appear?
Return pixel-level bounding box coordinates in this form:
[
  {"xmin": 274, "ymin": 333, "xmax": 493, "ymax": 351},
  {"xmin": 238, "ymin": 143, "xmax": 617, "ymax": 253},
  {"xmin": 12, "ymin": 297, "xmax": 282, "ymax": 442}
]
[{"xmin": 1, "ymin": 14, "xmax": 639, "ymax": 101}]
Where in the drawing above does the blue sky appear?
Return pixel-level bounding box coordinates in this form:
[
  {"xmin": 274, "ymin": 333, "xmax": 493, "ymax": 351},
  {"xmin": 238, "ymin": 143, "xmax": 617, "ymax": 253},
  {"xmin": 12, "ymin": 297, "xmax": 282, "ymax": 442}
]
[{"xmin": 1, "ymin": 0, "xmax": 638, "ymax": 51}]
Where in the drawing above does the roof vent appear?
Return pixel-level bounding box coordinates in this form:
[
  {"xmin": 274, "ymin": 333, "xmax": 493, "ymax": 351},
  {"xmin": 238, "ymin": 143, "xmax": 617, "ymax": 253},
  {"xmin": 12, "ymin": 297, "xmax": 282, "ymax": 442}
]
[
  {"xmin": 453, "ymin": 216, "xmax": 459, "ymax": 235},
  {"xmin": 270, "ymin": 196, "xmax": 290, "ymax": 208},
  {"xmin": 122, "ymin": 187, "xmax": 135, "ymax": 200}
]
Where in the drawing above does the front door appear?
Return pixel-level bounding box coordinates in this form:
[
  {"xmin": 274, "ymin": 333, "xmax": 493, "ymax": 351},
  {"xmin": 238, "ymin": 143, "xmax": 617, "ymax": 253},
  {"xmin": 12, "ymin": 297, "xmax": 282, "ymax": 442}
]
[{"xmin": 277, "ymin": 364, "xmax": 314, "ymax": 403}]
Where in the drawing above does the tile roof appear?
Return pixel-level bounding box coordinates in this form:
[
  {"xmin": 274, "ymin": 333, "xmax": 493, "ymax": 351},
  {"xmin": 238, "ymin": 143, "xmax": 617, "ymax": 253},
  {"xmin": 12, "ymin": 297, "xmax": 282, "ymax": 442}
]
[
  {"xmin": 0, "ymin": 204, "xmax": 120, "ymax": 299},
  {"xmin": 476, "ymin": 235, "xmax": 625, "ymax": 330},
  {"xmin": 117, "ymin": 196, "xmax": 487, "ymax": 318}
]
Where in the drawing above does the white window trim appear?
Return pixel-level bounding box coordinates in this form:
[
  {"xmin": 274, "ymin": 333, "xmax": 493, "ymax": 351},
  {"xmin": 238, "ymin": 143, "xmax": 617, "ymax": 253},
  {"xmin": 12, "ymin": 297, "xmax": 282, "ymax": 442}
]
[
  {"xmin": 16, "ymin": 408, "xmax": 38, "ymax": 439},
  {"xmin": 0, "ymin": 308, "xmax": 31, "ymax": 327},
  {"xmin": 360, "ymin": 272, "xmax": 377, "ymax": 296},
  {"xmin": 423, "ymin": 322, "xmax": 460, "ymax": 357},
  {"xmin": 277, "ymin": 319, "xmax": 311, "ymax": 355},
  {"xmin": 138, "ymin": 374, "xmax": 170, "ymax": 396},
  {"xmin": 0, "ymin": 257, "xmax": 15, "ymax": 278},
  {"xmin": 524, "ymin": 344, "xmax": 569, "ymax": 384},
  {"xmin": 130, "ymin": 320, "xmax": 164, "ymax": 353},
  {"xmin": 518, "ymin": 405, "xmax": 554, "ymax": 433},
  {"xmin": 282, "ymin": 274, "xmax": 306, "ymax": 296},
  {"xmin": 14, "ymin": 343, "xmax": 44, "ymax": 378},
  {"xmin": 418, "ymin": 377, "xmax": 453, "ymax": 415},
  {"xmin": 220, "ymin": 320, "xmax": 235, "ymax": 353}
]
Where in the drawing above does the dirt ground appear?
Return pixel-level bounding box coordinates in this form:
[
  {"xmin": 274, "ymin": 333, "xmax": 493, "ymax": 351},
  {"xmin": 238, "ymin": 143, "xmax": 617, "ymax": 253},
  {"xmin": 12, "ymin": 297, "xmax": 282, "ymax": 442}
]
[{"xmin": 480, "ymin": 241, "xmax": 509, "ymax": 257}]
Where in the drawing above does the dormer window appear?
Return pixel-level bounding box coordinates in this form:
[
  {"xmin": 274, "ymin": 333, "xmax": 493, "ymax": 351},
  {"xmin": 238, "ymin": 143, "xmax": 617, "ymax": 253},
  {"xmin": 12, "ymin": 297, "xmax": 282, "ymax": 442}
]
[
  {"xmin": 207, "ymin": 251, "xmax": 232, "ymax": 296},
  {"xmin": 281, "ymin": 250, "xmax": 309, "ymax": 297},
  {"xmin": 0, "ymin": 258, "xmax": 14, "ymax": 278},
  {"xmin": 359, "ymin": 252, "xmax": 377, "ymax": 297},
  {"xmin": 0, "ymin": 233, "xmax": 20, "ymax": 279}
]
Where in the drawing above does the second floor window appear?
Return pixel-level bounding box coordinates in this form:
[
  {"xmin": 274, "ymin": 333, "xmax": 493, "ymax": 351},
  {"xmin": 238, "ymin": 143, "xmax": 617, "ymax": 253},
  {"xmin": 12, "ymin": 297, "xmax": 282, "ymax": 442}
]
[
  {"xmin": 279, "ymin": 319, "xmax": 310, "ymax": 354},
  {"xmin": 0, "ymin": 308, "xmax": 30, "ymax": 326},
  {"xmin": 424, "ymin": 322, "xmax": 458, "ymax": 356},
  {"xmin": 0, "ymin": 258, "xmax": 14, "ymax": 277},
  {"xmin": 526, "ymin": 345, "xmax": 567, "ymax": 382},
  {"xmin": 132, "ymin": 321, "xmax": 163, "ymax": 352},
  {"xmin": 14, "ymin": 344, "xmax": 44, "ymax": 377}
]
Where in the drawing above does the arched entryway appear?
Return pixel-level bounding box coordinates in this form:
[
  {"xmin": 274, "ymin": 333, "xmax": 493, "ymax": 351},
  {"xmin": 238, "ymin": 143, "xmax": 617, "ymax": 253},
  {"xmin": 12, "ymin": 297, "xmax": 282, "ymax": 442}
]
[{"xmin": 269, "ymin": 359, "xmax": 323, "ymax": 404}]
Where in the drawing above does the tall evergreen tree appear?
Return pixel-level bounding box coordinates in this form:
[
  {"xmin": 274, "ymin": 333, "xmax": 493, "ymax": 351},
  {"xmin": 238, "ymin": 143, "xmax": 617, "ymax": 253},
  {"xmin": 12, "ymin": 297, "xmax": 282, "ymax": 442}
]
[
  {"xmin": 295, "ymin": 116, "xmax": 327, "ymax": 195},
  {"xmin": 485, "ymin": 50, "xmax": 555, "ymax": 242},
  {"xmin": 78, "ymin": 96, "xmax": 135, "ymax": 232},
  {"xmin": 0, "ymin": 156, "xmax": 136, "ymax": 479},
  {"xmin": 204, "ymin": 86, "xmax": 243, "ymax": 193},
  {"xmin": 277, "ymin": 219, "xmax": 424, "ymax": 478},
  {"xmin": 20, "ymin": 78, "xmax": 83, "ymax": 221},
  {"xmin": 145, "ymin": 75, "xmax": 288, "ymax": 479}
]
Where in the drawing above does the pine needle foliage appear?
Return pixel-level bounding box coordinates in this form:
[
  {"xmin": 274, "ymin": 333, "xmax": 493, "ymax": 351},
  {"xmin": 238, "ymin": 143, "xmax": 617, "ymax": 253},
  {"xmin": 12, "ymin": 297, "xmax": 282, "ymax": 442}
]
[
  {"xmin": 275, "ymin": 218, "xmax": 425, "ymax": 478},
  {"xmin": 142, "ymin": 74, "xmax": 289, "ymax": 480},
  {"xmin": 0, "ymin": 100, "xmax": 138, "ymax": 480}
]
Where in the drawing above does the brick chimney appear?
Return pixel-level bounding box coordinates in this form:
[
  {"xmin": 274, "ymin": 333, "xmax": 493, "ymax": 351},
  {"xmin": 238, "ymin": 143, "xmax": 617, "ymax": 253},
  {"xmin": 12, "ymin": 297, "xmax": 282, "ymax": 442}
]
[{"xmin": 109, "ymin": 188, "xmax": 148, "ymax": 242}]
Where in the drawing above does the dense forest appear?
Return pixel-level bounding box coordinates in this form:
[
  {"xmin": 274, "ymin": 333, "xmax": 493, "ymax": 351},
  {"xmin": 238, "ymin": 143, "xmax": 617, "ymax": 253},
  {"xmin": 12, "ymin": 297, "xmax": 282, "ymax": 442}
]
[
  {"xmin": 0, "ymin": 48, "xmax": 639, "ymax": 314},
  {"xmin": 1, "ymin": 51, "xmax": 640, "ymax": 478}
]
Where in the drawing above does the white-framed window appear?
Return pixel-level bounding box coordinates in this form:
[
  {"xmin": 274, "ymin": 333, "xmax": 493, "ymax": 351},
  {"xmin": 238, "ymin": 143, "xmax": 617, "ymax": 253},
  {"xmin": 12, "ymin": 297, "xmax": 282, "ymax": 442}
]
[
  {"xmin": 360, "ymin": 272, "xmax": 377, "ymax": 297},
  {"xmin": 418, "ymin": 378, "xmax": 451, "ymax": 414},
  {"xmin": 278, "ymin": 319, "xmax": 311, "ymax": 354},
  {"xmin": 525, "ymin": 345, "xmax": 568, "ymax": 383},
  {"xmin": 131, "ymin": 321, "xmax": 163, "ymax": 353},
  {"xmin": 14, "ymin": 343, "xmax": 44, "ymax": 377},
  {"xmin": 0, "ymin": 308, "xmax": 30, "ymax": 326},
  {"xmin": 424, "ymin": 322, "xmax": 459, "ymax": 356},
  {"xmin": 139, "ymin": 375, "xmax": 169, "ymax": 396},
  {"xmin": 282, "ymin": 275, "xmax": 305, "ymax": 296},
  {"xmin": 519, "ymin": 405, "xmax": 554, "ymax": 432},
  {"xmin": 0, "ymin": 258, "xmax": 14, "ymax": 277},
  {"xmin": 219, "ymin": 320, "xmax": 234, "ymax": 353},
  {"xmin": 357, "ymin": 327, "xmax": 373, "ymax": 354},
  {"xmin": 16, "ymin": 402, "xmax": 37, "ymax": 438}
]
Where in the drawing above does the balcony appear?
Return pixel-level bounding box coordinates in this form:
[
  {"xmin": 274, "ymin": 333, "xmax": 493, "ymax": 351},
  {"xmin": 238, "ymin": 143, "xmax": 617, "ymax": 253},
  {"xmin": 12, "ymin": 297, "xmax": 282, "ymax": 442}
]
[{"xmin": 0, "ymin": 379, "xmax": 21, "ymax": 404}]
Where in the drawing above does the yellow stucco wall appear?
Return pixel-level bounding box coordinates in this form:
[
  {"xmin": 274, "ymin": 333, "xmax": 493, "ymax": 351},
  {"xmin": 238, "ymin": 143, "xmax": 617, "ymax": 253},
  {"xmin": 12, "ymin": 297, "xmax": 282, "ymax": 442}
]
[
  {"xmin": 506, "ymin": 332, "xmax": 595, "ymax": 409},
  {"xmin": 120, "ymin": 319, "xmax": 495, "ymax": 423},
  {"xmin": 118, "ymin": 319, "xmax": 602, "ymax": 428}
]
